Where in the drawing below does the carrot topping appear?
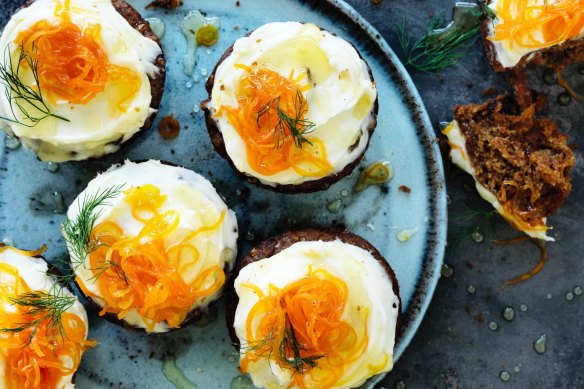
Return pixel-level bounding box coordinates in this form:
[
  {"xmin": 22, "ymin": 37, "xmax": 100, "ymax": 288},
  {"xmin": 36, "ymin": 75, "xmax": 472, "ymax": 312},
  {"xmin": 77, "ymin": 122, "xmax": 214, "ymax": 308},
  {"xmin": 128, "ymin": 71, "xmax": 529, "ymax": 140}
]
[
  {"xmin": 492, "ymin": 0, "xmax": 584, "ymax": 50},
  {"xmin": 84, "ymin": 184, "xmax": 227, "ymax": 332},
  {"xmin": 14, "ymin": 0, "xmax": 140, "ymax": 108},
  {"xmin": 0, "ymin": 262, "xmax": 95, "ymax": 389},
  {"xmin": 221, "ymin": 66, "xmax": 333, "ymax": 177},
  {"xmin": 241, "ymin": 269, "xmax": 369, "ymax": 388}
]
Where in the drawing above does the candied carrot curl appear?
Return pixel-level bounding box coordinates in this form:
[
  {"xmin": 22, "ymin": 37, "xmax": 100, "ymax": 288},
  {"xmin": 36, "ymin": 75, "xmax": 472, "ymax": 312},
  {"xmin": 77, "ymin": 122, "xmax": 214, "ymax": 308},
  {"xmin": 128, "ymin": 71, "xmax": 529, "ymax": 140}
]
[
  {"xmin": 241, "ymin": 269, "xmax": 369, "ymax": 389},
  {"xmin": 0, "ymin": 263, "xmax": 95, "ymax": 389},
  {"xmin": 221, "ymin": 66, "xmax": 333, "ymax": 177},
  {"xmin": 492, "ymin": 0, "xmax": 584, "ymax": 50},
  {"xmin": 83, "ymin": 185, "xmax": 227, "ymax": 332},
  {"xmin": 14, "ymin": 0, "xmax": 140, "ymax": 107}
]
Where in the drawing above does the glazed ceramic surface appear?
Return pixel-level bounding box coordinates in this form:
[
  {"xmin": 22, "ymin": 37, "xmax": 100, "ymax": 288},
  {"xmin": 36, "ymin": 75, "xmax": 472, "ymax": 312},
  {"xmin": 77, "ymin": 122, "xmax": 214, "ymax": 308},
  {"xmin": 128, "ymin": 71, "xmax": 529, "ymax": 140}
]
[{"xmin": 0, "ymin": 0, "xmax": 446, "ymax": 387}]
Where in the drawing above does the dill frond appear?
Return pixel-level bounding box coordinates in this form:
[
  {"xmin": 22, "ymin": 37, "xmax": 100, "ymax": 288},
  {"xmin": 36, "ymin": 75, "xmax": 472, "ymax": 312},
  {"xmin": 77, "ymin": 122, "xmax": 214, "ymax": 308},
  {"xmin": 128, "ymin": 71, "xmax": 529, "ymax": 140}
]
[
  {"xmin": 0, "ymin": 44, "xmax": 69, "ymax": 127},
  {"xmin": 256, "ymin": 90, "xmax": 316, "ymax": 149},
  {"xmin": 396, "ymin": 2, "xmax": 486, "ymax": 74},
  {"xmin": 0, "ymin": 288, "xmax": 76, "ymax": 346},
  {"xmin": 62, "ymin": 185, "xmax": 124, "ymax": 270}
]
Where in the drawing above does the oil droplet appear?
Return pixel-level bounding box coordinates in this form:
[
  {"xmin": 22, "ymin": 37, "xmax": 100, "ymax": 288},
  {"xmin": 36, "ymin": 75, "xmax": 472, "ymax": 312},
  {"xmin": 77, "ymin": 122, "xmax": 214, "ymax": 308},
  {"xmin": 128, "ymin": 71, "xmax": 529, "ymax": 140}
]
[
  {"xmin": 395, "ymin": 380, "xmax": 407, "ymax": 389},
  {"xmin": 514, "ymin": 365, "xmax": 521, "ymax": 373},
  {"xmin": 542, "ymin": 68, "xmax": 556, "ymax": 85},
  {"xmin": 446, "ymin": 194, "xmax": 452, "ymax": 205},
  {"xmin": 472, "ymin": 230, "xmax": 483, "ymax": 243},
  {"xmin": 45, "ymin": 162, "xmax": 59, "ymax": 173},
  {"xmin": 488, "ymin": 321, "xmax": 498, "ymax": 331},
  {"xmin": 467, "ymin": 285, "xmax": 476, "ymax": 294},
  {"xmin": 558, "ymin": 92, "xmax": 572, "ymax": 106},
  {"xmin": 195, "ymin": 368, "xmax": 203, "ymax": 373},
  {"xmin": 245, "ymin": 231, "xmax": 255, "ymax": 241},
  {"xmin": 161, "ymin": 355, "xmax": 197, "ymax": 389},
  {"xmin": 180, "ymin": 11, "xmax": 220, "ymax": 76},
  {"xmin": 441, "ymin": 264, "xmax": 454, "ymax": 278},
  {"xmin": 565, "ymin": 292, "xmax": 574, "ymax": 301},
  {"xmin": 193, "ymin": 75, "xmax": 201, "ymax": 83},
  {"xmin": 499, "ymin": 371, "xmax": 511, "ymax": 382},
  {"xmin": 354, "ymin": 161, "xmax": 393, "ymax": 192},
  {"xmin": 428, "ymin": 3, "xmax": 482, "ymax": 43},
  {"xmin": 534, "ymin": 334, "xmax": 547, "ymax": 354},
  {"xmin": 200, "ymin": 68, "xmax": 208, "ymax": 77},
  {"xmin": 326, "ymin": 199, "xmax": 342, "ymax": 213},
  {"xmin": 230, "ymin": 375, "xmax": 253, "ymax": 389},
  {"xmin": 546, "ymin": 293, "xmax": 552, "ymax": 299},
  {"xmin": 5, "ymin": 135, "xmax": 20, "ymax": 150},
  {"xmin": 146, "ymin": 17, "xmax": 166, "ymax": 38},
  {"xmin": 52, "ymin": 191, "xmax": 66, "ymax": 214},
  {"xmin": 2, "ymin": 237, "xmax": 14, "ymax": 246},
  {"xmin": 519, "ymin": 304, "xmax": 528, "ymax": 312},
  {"xmin": 227, "ymin": 355, "xmax": 236, "ymax": 363},
  {"xmin": 502, "ymin": 307, "xmax": 515, "ymax": 322},
  {"xmin": 193, "ymin": 105, "xmax": 201, "ymax": 113},
  {"xmin": 340, "ymin": 189, "xmax": 350, "ymax": 197},
  {"xmin": 574, "ymin": 286, "xmax": 583, "ymax": 296},
  {"xmin": 185, "ymin": 81, "xmax": 193, "ymax": 89},
  {"xmin": 397, "ymin": 228, "xmax": 418, "ymax": 242},
  {"xmin": 159, "ymin": 115, "xmax": 181, "ymax": 140}
]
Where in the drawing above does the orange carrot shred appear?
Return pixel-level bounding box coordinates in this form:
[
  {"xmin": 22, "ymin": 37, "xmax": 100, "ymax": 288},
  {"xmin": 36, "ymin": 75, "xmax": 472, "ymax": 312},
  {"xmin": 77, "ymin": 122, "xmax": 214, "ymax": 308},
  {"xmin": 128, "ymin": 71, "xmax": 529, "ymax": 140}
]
[
  {"xmin": 221, "ymin": 66, "xmax": 333, "ymax": 177},
  {"xmin": 82, "ymin": 184, "xmax": 227, "ymax": 332},
  {"xmin": 1, "ymin": 262, "xmax": 95, "ymax": 389},
  {"xmin": 241, "ymin": 269, "xmax": 369, "ymax": 388}
]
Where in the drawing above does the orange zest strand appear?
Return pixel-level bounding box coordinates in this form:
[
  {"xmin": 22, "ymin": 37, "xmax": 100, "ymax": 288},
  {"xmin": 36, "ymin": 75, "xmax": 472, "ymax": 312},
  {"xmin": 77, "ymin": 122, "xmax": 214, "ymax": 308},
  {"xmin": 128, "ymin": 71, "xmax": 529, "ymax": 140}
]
[
  {"xmin": 84, "ymin": 185, "xmax": 226, "ymax": 332},
  {"xmin": 14, "ymin": 0, "xmax": 140, "ymax": 107},
  {"xmin": 555, "ymin": 68, "xmax": 583, "ymax": 101},
  {"xmin": 221, "ymin": 65, "xmax": 333, "ymax": 177},
  {"xmin": 241, "ymin": 269, "xmax": 369, "ymax": 389},
  {"xmin": 0, "ymin": 262, "xmax": 95, "ymax": 389},
  {"xmin": 492, "ymin": 0, "xmax": 584, "ymax": 50},
  {"xmin": 0, "ymin": 244, "xmax": 47, "ymax": 257},
  {"xmin": 492, "ymin": 236, "xmax": 549, "ymax": 288}
]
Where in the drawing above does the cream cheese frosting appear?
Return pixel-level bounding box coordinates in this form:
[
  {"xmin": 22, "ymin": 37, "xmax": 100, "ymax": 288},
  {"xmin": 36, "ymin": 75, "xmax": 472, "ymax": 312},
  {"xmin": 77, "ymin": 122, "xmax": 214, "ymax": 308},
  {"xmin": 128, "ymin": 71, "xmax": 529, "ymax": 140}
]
[
  {"xmin": 233, "ymin": 240, "xmax": 400, "ymax": 389},
  {"xmin": 0, "ymin": 0, "xmax": 162, "ymax": 162},
  {"xmin": 207, "ymin": 22, "xmax": 377, "ymax": 186}
]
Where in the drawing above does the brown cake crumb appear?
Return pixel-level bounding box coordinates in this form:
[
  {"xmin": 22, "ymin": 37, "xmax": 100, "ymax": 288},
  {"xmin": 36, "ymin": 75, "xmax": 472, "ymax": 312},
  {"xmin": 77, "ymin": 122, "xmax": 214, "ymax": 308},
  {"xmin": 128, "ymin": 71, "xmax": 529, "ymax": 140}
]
[
  {"xmin": 453, "ymin": 94, "xmax": 574, "ymax": 227},
  {"xmin": 146, "ymin": 0, "xmax": 182, "ymax": 9}
]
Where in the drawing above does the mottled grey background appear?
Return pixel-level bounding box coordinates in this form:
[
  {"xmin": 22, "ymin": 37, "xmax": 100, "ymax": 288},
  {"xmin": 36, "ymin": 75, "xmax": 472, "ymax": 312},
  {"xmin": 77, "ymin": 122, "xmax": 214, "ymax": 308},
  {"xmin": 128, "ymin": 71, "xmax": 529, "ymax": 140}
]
[{"xmin": 1, "ymin": 0, "xmax": 583, "ymax": 388}]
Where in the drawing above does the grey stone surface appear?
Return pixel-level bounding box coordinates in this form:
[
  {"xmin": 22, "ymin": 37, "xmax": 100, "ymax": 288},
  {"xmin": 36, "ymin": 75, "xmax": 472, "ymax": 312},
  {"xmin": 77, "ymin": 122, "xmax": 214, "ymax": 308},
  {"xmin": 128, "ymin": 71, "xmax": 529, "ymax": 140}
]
[{"xmin": 1, "ymin": 0, "xmax": 583, "ymax": 388}]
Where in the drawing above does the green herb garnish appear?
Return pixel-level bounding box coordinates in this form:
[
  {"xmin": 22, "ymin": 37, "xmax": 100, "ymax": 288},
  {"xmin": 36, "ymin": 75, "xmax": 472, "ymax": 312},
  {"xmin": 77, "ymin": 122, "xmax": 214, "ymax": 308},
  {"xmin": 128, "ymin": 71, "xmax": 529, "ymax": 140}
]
[
  {"xmin": 448, "ymin": 202, "xmax": 502, "ymax": 250},
  {"xmin": 238, "ymin": 313, "xmax": 323, "ymax": 375},
  {"xmin": 396, "ymin": 4, "xmax": 482, "ymax": 73},
  {"xmin": 256, "ymin": 89, "xmax": 316, "ymax": 149},
  {"xmin": 62, "ymin": 184, "xmax": 128, "ymax": 284},
  {"xmin": 279, "ymin": 314, "xmax": 322, "ymax": 374},
  {"xmin": 0, "ymin": 289, "xmax": 76, "ymax": 345},
  {"xmin": 0, "ymin": 44, "xmax": 69, "ymax": 127}
]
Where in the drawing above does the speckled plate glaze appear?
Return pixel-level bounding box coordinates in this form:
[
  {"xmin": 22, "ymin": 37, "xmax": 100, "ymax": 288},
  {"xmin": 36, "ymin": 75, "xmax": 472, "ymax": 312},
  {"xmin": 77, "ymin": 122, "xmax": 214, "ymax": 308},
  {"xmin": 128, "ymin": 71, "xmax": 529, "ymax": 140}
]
[{"xmin": 0, "ymin": 0, "xmax": 446, "ymax": 387}]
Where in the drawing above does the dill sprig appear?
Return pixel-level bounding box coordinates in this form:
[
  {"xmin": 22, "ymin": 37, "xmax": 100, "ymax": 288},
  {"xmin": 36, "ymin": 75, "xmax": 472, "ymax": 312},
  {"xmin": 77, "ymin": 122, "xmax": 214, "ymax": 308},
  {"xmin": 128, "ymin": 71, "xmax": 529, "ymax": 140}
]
[
  {"xmin": 62, "ymin": 185, "xmax": 128, "ymax": 284},
  {"xmin": 62, "ymin": 185, "xmax": 124, "ymax": 268},
  {"xmin": 279, "ymin": 314, "xmax": 322, "ymax": 374},
  {"xmin": 256, "ymin": 89, "xmax": 316, "ymax": 149},
  {"xmin": 0, "ymin": 44, "xmax": 69, "ymax": 127},
  {"xmin": 238, "ymin": 313, "xmax": 322, "ymax": 375},
  {"xmin": 0, "ymin": 283, "xmax": 76, "ymax": 346},
  {"xmin": 396, "ymin": 14, "xmax": 480, "ymax": 73}
]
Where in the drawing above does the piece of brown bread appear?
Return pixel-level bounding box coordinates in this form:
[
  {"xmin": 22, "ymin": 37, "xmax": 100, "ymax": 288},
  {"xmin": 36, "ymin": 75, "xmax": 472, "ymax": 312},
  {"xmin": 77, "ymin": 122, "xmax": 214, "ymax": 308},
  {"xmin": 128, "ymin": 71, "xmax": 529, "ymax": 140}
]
[{"xmin": 453, "ymin": 94, "xmax": 574, "ymax": 228}]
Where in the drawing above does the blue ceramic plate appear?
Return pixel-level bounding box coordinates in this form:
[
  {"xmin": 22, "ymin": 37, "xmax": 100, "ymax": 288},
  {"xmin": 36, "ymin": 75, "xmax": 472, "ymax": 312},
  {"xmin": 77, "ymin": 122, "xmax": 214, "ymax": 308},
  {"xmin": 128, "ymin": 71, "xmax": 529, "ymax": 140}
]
[{"xmin": 0, "ymin": 0, "xmax": 446, "ymax": 387}]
